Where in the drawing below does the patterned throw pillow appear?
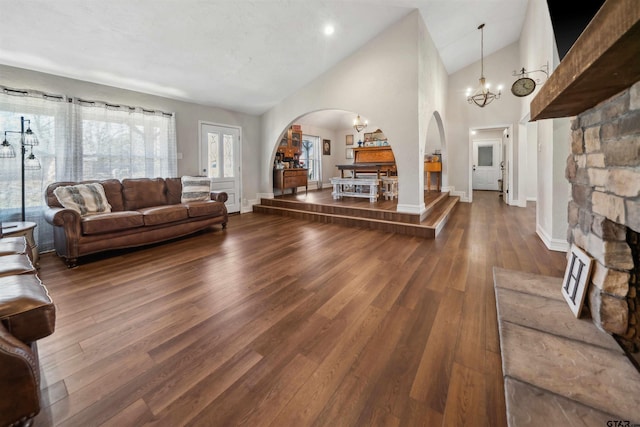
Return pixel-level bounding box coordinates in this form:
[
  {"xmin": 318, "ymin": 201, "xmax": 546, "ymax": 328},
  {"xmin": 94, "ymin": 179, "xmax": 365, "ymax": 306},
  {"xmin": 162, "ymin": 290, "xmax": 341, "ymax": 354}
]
[
  {"xmin": 181, "ymin": 176, "xmax": 211, "ymax": 203},
  {"xmin": 53, "ymin": 183, "xmax": 112, "ymax": 216}
]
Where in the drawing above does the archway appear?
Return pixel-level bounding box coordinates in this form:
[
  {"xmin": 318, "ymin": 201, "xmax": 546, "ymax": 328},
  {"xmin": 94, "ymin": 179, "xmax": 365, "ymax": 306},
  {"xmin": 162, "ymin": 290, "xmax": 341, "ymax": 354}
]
[
  {"xmin": 423, "ymin": 111, "xmax": 446, "ymax": 192},
  {"xmin": 268, "ymin": 109, "xmax": 398, "ymax": 198}
]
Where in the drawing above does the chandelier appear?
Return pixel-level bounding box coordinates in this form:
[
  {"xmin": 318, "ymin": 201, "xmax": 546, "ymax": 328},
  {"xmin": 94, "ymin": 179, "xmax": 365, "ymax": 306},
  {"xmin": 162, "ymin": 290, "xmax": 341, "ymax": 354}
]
[
  {"xmin": 353, "ymin": 115, "xmax": 368, "ymax": 133},
  {"xmin": 466, "ymin": 23, "xmax": 501, "ymax": 107}
]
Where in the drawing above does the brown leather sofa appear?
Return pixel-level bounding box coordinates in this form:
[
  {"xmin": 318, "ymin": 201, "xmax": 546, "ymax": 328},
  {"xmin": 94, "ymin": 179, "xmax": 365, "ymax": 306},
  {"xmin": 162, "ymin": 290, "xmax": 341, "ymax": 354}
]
[
  {"xmin": 44, "ymin": 177, "xmax": 228, "ymax": 267},
  {"xmin": 0, "ymin": 237, "xmax": 56, "ymax": 427}
]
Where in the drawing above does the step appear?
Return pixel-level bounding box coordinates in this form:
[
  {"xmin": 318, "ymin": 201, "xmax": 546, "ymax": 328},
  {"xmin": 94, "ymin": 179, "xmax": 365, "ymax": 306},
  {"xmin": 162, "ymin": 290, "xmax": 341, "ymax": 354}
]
[{"xmin": 253, "ymin": 194, "xmax": 458, "ymax": 239}]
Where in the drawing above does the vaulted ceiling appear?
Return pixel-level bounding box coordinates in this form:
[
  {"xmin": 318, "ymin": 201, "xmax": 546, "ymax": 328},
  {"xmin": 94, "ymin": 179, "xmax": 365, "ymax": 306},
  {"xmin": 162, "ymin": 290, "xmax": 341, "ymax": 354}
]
[{"xmin": 0, "ymin": 0, "xmax": 530, "ymax": 115}]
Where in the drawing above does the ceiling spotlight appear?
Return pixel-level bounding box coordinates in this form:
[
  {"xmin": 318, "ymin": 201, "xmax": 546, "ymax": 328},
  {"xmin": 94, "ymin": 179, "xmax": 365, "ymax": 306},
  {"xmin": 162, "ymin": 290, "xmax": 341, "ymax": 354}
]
[{"xmin": 324, "ymin": 24, "xmax": 335, "ymax": 36}]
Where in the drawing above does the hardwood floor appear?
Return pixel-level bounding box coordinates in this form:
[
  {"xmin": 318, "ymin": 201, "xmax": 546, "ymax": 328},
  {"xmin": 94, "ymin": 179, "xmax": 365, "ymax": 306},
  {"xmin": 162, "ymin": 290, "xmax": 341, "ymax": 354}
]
[{"xmin": 32, "ymin": 191, "xmax": 567, "ymax": 426}]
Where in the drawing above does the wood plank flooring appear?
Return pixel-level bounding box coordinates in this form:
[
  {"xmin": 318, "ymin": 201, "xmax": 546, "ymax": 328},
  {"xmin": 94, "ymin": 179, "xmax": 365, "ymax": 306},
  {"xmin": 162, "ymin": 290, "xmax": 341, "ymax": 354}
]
[{"xmin": 31, "ymin": 190, "xmax": 567, "ymax": 426}]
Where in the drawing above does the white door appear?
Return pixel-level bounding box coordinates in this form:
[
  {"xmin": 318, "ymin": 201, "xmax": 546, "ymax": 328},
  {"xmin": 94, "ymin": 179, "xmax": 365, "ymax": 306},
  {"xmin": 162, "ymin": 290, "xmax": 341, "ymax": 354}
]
[
  {"xmin": 200, "ymin": 123, "xmax": 241, "ymax": 213},
  {"xmin": 472, "ymin": 139, "xmax": 501, "ymax": 191}
]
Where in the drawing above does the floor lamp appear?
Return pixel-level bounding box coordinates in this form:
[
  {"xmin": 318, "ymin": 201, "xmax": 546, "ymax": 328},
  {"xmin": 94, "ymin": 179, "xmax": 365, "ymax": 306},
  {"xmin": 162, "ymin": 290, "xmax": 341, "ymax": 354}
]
[{"xmin": 0, "ymin": 116, "xmax": 41, "ymax": 221}]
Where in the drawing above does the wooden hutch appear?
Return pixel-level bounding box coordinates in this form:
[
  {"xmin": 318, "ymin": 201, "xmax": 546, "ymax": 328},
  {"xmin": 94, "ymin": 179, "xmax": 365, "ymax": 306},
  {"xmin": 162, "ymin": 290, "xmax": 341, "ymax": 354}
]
[{"xmin": 274, "ymin": 126, "xmax": 308, "ymax": 195}]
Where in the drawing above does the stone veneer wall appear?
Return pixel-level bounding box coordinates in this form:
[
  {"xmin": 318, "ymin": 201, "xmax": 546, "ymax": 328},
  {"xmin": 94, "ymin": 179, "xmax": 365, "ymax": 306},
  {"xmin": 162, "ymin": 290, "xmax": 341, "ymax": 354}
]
[{"xmin": 566, "ymin": 80, "xmax": 640, "ymax": 351}]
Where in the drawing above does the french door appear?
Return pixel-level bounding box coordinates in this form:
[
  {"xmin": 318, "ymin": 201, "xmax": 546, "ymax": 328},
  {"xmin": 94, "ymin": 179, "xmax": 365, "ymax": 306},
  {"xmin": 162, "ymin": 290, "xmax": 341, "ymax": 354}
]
[{"xmin": 199, "ymin": 122, "xmax": 241, "ymax": 213}]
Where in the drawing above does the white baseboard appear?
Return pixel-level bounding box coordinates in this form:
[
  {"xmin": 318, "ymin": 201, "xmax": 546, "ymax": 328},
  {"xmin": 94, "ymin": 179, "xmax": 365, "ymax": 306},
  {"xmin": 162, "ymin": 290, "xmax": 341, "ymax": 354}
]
[
  {"xmin": 536, "ymin": 224, "xmax": 569, "ymax": 252},
  {"xmin": 397, "ymin": 204, "xmax": 427, "ymax": 216},
  {"xmin": 527, "ymin": 197, "xmax": 537, "ymax": 202},
  {"xmin": 441, "ymin": 186, "xmax": 469, "ymax": 202},
  {"xmin": 240, "ymin": 193, "xmax": 272, "ymax": 213},
  {"xmin": 241, "ymin": 198, "xmax": 260, "ymax": 213}
]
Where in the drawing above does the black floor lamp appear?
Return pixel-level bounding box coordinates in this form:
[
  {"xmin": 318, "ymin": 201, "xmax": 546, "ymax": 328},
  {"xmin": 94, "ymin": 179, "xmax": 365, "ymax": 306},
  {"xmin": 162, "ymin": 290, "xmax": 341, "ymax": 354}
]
[{"xmin": 0, "ymin": 116, "xmax": 41, "ymax": 221}]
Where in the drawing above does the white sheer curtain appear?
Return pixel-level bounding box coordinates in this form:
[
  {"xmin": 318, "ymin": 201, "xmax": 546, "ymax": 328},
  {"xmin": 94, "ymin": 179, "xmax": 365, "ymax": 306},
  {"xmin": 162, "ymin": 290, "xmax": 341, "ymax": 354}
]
[
  {"xmin": 0, "ymin": 87, "xmax": 177, "ymax": 252},
  {"xmin": 0, "ymin": 88, "xmax": 70, "ymax": 251},
  {"xmin": 69, "ymin": 99, "xmax": 177, "ymax": 181}
]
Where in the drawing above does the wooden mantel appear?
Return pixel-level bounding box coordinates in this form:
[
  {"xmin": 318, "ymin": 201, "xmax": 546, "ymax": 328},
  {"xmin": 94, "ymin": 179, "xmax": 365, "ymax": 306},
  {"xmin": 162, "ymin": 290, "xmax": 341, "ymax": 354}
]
[{"xmin": 531, "ymin": 0, "xmax": 640, "ymax": 121}]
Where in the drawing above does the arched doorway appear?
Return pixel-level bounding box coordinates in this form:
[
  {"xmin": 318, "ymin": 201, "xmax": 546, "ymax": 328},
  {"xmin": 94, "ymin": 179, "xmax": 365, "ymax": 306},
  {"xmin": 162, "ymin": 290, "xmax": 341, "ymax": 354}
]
[{"xmin": 424, "ymin": 111, "xmax": 445, "ymax": 192}]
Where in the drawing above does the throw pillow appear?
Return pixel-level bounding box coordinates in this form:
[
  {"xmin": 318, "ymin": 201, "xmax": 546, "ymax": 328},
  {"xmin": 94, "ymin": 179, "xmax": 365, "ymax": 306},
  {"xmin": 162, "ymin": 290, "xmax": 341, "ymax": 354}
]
[
  {"xmin": 181, "ymin": 176, "xmax": 211, "ymax": 203},
  {"xmin": 53, "ymin": 183, "xmax": 112, "ymax": 216}
]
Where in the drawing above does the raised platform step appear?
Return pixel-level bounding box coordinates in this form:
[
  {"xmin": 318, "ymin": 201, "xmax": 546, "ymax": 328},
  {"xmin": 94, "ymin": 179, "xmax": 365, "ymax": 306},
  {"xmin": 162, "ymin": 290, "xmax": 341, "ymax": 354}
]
[{"xmin": 253, "ymin": 192, "xmax": 459, "ymax": 239}]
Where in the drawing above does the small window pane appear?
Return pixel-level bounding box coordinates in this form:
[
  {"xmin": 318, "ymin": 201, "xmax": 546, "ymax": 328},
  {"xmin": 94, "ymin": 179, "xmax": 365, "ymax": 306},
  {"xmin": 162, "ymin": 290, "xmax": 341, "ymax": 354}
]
[
  {"xmin": 208, "ymin": 133, "xmax": 219, "ymax": 178},
  {"xmin": 478, "ymin": 146, "xmax": 493, "ymax": 167},
  {"xmin": 223, "ymin": 134, "xmax": 234, "ymax": 178}
]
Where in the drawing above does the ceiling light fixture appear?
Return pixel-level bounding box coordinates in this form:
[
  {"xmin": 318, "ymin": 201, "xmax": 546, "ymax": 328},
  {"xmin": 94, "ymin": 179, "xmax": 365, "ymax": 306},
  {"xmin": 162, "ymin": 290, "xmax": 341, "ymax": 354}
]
[
  {"xmin": 466, "ymin": 23, "xmax": 501, "ymax": 108},
  {"xmin": 353, "ymin": 115, "xmax": 367, "ymax": 133},
  {"xmin": 324, "ymin": 24, "xmax": 335, "ymax": 36}
]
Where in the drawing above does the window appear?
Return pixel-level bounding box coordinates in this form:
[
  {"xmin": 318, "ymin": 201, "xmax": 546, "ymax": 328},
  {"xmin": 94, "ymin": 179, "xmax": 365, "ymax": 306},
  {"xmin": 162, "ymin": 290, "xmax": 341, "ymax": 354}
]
[
  {"xmin": 301, "ymin": 134, "xmax": 321, "ymax": 182},
  {"xmin": 0, "ymin": 87, "xmax": 177, "ymax": 251}
]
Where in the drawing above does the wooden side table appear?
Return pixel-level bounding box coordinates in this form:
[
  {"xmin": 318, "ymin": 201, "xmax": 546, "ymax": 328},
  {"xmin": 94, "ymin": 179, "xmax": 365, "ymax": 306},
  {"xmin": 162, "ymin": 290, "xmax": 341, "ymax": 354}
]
[
  {"xmin": 424, "ymin": 161, "xmax": 442, "ymax": 192},
  {"xmin": 2, "ymin": 222, "xmax": 38, "ymax": 267}
]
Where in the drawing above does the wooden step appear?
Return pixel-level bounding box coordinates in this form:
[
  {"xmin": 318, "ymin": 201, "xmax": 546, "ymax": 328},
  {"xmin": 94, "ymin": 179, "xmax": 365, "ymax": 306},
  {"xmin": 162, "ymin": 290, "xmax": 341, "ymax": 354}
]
[{"xmin": 253, "ymin": 193, "xmax": 458, "ymax": 239}]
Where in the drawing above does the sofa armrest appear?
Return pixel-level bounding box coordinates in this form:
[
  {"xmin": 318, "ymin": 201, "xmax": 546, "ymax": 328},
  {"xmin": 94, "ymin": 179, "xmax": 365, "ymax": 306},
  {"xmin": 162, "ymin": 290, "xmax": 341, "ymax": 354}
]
[
  {"xmin": 43, "ymin": 207, "xmax": 83, "ymax": 263},
  {"xmin": 0, "ymin": 323, "xmax": 40, "ymax": 426},
  {"xmin": 210, "ymin": 191, "xmax": 228, "ymax": 203},
  {"xmin": 44, "ymin": 206, "xmax": 81, "ymax": 228}
]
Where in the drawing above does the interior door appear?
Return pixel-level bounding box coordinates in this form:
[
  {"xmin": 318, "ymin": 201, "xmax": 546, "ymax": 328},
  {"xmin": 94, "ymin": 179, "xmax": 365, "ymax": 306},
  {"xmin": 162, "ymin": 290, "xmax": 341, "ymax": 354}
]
[
  {"xmin": 472, "ymin": 139, "xmax": 501, "ymax": 191},
  {"xmin": 200, "ymin": 123, "xmax": 241, "ymax": 213}
]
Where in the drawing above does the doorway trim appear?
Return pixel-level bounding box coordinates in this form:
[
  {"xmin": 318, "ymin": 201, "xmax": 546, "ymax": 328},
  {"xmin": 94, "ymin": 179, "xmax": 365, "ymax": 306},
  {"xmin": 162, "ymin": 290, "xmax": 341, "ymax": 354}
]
[
  {"xmin": 198, "ymin": 120, "xmax": 243, "ymax": 213},
  {"xmin": 467, "ymin": 124, "xmax": 513, "ymax": 204}
]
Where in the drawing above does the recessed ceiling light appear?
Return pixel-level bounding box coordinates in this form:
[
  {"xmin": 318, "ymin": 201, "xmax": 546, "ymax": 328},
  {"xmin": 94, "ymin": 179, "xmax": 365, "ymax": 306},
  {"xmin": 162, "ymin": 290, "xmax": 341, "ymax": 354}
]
[{"xmin": 324, "ymin": 24, "xmax": 335, "ymax": 36}]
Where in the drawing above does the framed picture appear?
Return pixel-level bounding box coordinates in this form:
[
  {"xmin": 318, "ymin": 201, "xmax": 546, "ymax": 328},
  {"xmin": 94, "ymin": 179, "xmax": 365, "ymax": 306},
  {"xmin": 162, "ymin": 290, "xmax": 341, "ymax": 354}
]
[
  {"xmin": 561, "ymin": 244, "xmax": 593, "ymax": 318},
  {"xmin": 372, "ymin": 129, "xmax": 386, "ymax": 141},
  {"xmin": 346, "ymin": 148, "xmax": 354, "ymax": 159},
  {"xmin": 346, "ymin": 134, "xmax": 354, "ymax": 146},
  {"xmin": 363, "ymin": 132, "xmax": 373, "ymax": 142},
  {"xmin": 323, "ymin": 139, "xmax": 331, "ymax": 155}
]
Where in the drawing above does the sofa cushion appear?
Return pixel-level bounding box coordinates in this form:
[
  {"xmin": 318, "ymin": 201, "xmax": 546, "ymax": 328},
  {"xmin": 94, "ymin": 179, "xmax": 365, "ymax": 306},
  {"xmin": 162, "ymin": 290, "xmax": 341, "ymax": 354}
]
[
  {"xmin": 181, "ymin": 176, "xmax": 211, "ymax": 203},
  {"xmin": 100, "ymin": 179, "xmax": 125, "ymax": 211},
  {"xmin": 123, "ymin": 178, "xmax": 167, "ymax": 210},
  {"xmin": 165, "ymin": 177, "xmax": 183, "ymax": 205},
  {"xmin": 0, "ymin": 254, "xmax": 35, "ymax": 277},
  {"xmin": 185, "ymin": 200, "xmax": 225, "ymax": 218},
  {"xmin": 0, "ymin": 274, "xmax": 55, "ymax": 342},
  {"xmin": 81, "ymin": 211, "xmax": 144, "ymax": 235},
  {"xmin": 138, "ymin": 205, "xmax": 189, "ymax": 226},
  {"xmin": 53, "ymin": 183, "xmax": 112, "ymax": 216},
  {"xmin": 0, "ymin": 237, "xmax": 28, "ymax": 256}
]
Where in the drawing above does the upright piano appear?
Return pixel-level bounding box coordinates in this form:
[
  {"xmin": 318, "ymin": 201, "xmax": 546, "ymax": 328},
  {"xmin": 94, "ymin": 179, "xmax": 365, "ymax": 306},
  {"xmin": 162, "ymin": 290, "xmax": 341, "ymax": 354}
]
[{"xmin": 337, "ymin": 146, "xmax": 396, "ymax": 178}]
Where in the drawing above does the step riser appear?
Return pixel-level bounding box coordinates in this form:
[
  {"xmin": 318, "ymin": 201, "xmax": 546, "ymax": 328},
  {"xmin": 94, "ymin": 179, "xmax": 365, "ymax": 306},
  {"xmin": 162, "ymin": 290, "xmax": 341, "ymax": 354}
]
[
  {"xmin": 260, "ymin": 192, "xmax": 452, "ymax": 225},
  {"xmin": 253, "ymin": 205, "xmax": 436, "ymax": 238}
]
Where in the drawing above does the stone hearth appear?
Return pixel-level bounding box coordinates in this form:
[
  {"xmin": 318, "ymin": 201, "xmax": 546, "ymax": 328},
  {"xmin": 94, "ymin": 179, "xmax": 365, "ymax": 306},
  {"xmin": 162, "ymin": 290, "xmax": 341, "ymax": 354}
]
[{"xmin": 566, "ymin": 81, "xmax": 640, "ymax": 354}]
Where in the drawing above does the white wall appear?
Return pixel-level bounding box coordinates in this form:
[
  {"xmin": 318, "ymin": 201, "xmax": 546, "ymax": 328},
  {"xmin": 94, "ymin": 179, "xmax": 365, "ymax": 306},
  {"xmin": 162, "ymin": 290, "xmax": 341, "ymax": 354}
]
[
  {"xmin": 418, "ymin": 13, "xmax": 449, "ymax": 205},
  {"xmin": 260, "ymin": 10, "xmax": 448, "ymax": 214},
  {"xmin": 520, "ymin": 0, "xmax": 569, "ymax": 251},
  {"xmin": 525, "ymin": 120, "xmax": 538, "ymax": 201},
  {"xmin": 446, "ymin": 42, "xmax": 522, "ymax": 202},
  {"xmin": 0, "ymin": 64, "xmax": 262, "ymax": 212},
  {"xmin": 294, "ymin": 123, "xmax": 339, "ymax": 187}
]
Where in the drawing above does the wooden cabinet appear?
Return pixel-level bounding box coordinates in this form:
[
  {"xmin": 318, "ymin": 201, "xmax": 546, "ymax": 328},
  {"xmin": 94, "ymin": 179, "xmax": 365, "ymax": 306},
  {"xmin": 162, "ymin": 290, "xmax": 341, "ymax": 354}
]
[
  {"xmin": 274, "ymin": 168, "xmax": 308, "ymax": 195},
  {"xmin": 424, "ymin": 161, "xmax": 442, "ymax": 192},
  {"xmin": 277, "ymin": 127, "xmax": 303, "ymax": 159}
]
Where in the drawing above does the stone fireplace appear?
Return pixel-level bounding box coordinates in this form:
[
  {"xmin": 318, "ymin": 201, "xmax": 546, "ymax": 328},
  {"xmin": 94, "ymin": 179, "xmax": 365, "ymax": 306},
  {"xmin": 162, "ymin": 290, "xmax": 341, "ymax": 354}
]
[{"xmin": 566, "ymin": 81, "xmax": 640, "ymax": 353}]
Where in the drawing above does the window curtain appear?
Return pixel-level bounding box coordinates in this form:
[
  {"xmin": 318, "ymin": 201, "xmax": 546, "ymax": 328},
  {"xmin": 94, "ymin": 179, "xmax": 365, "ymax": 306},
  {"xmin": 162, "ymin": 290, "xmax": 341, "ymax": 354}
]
[
  {"xmin": 0, "ymin": 87, "xmax": 177, "ymax": 252},
  {"xmin": 0, "ymin": 88, "xmax": 70, "ymax": 251},
  {"xmin": 70, "ymin": 99, "xmax": 177, "ymax": 181}
]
